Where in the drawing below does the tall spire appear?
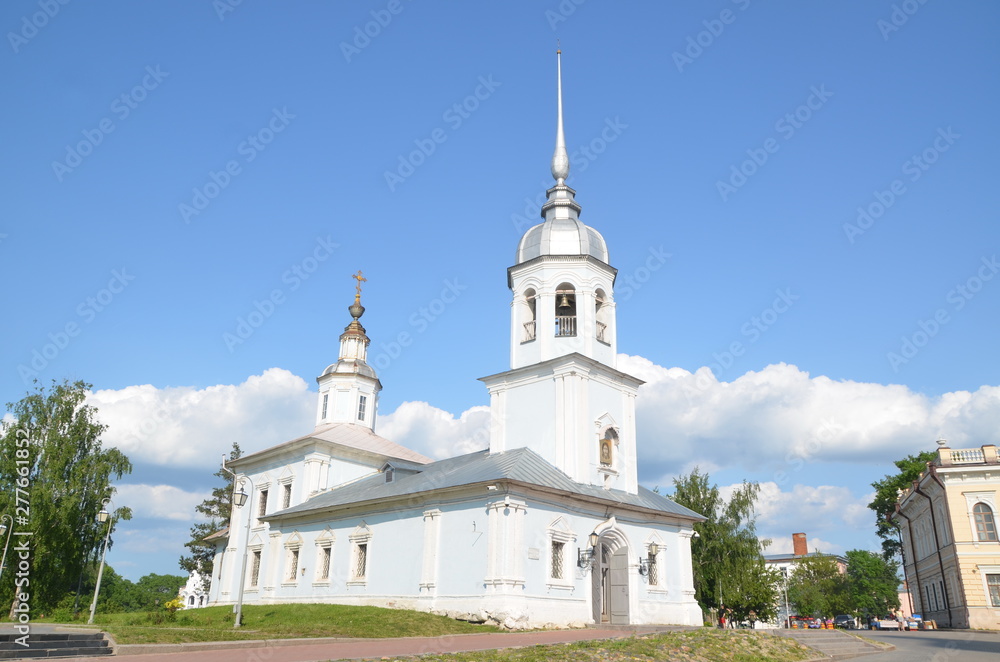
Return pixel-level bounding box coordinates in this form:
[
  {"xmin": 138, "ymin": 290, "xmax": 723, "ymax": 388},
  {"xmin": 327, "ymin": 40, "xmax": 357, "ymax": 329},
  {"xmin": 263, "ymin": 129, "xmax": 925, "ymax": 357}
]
[{"xmin": 550, "ymin": 48, "xmax": 570, "ymax": 184}]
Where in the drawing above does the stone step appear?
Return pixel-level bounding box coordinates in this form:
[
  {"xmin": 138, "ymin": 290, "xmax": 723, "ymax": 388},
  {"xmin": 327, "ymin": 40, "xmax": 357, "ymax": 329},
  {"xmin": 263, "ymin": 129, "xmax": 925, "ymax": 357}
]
[{"xmin": 0, "ymin": 633, "xmax": 112, "ymax": 660}]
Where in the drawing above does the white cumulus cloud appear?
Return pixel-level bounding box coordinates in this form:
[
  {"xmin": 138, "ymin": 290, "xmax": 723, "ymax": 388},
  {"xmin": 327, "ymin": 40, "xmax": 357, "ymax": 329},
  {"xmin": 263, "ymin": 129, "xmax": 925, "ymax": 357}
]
[
  {"xmin": 378, "ymin": 401, "xmax": 491, "ymax": 459},
  {"xmin": 87, "ymin": 368, "xmax": 314, "ymax": 468},
  {"xmin": 114, "ymin": 484, "xmax": 212, "ymax": 521}
]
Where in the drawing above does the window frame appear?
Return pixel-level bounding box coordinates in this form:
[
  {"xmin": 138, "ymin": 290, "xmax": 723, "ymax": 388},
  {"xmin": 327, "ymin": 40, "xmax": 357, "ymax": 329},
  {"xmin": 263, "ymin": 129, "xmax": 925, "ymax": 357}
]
[{"xmin": 973, "ymin": 502, "xmax": 998, "ymax": 542}]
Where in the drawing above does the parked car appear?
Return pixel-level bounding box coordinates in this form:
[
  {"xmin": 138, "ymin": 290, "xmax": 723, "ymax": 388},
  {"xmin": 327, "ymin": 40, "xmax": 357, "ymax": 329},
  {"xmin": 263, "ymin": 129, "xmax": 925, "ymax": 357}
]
[{"xmin": 834, "ymin": 614, "xmax": 855, "ymax": 629}]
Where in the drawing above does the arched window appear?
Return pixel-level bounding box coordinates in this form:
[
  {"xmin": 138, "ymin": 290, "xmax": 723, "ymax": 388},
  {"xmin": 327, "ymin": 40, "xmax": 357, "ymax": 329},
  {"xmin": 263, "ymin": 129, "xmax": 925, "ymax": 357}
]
[
  {"xmin": 555, "ymin": 283, "xmax": 576, "ymax": 337},
  {"xmin": 974, "ymin": 502, "xmax": 998, "ymax": 542},
  {"xmin": 595, "ymin": 288, "xmax": 610, "ymax": 344},
  {"xmin": 522, "ymin": 288, "xmax": 537, "ymax": 342}
]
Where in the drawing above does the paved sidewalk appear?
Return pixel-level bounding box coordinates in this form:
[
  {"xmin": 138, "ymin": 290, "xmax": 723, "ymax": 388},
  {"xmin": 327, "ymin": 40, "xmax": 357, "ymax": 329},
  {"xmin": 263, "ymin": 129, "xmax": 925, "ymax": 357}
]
[{"xmin": 66, "ymin": 628, "xmax": 640, "ymax": 662}]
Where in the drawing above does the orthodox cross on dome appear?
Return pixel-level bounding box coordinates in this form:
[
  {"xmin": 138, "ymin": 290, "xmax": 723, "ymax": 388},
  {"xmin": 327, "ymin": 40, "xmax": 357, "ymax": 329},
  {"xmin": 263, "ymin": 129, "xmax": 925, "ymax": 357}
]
[
  {"xmin": 351, "ymin": 270, "xmax": 367, "ymax": 302},
  {"xmin": 551, "ymin": 48, "xmax": 570, "ymax": 184}
]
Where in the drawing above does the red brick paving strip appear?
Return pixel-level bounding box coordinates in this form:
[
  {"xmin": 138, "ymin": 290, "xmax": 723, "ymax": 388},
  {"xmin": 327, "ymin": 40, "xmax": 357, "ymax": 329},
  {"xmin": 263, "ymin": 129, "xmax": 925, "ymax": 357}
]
[{"xmin": 71, "ymin": 629, "xmax": 632, "ymax": 662}]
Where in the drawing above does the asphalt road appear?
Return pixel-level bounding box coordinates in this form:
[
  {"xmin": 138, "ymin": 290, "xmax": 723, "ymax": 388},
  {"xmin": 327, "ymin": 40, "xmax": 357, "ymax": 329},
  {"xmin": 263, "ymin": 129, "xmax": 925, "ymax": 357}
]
[{"xmin": 861, "ymin": 628, "xmax": 1000, "ymax": 662}]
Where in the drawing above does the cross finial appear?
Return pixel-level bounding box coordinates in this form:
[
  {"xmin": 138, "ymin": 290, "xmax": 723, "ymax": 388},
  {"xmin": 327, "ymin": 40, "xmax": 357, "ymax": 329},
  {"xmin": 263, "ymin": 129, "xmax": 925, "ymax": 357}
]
[{"xmin": 351, "ymin": 270, "xmax": 367, "ymax": 301}]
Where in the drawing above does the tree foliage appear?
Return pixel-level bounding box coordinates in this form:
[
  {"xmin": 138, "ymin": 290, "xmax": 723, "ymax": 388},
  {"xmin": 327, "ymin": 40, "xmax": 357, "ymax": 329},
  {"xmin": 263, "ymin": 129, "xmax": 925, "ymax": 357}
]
[
  {"xmin": 845, "ymin": 549, "xmax": 900, "ymax": 618},
  {"xmin": 179, "ymin": 442, "xmax": 241, "ymax": 591},
  {"xmin": 669, "ymin": 467, "xmax": 776, "ymax": 622},
  {"xmin": 0, "ymin": 380, "xmax": 132, "ymax": 612},
  {"xmin": 786, "ymin": 553, "xmax": 849, "ymax": 618},
  {"xmin": 868, "ymin": 450, "xmax": 936, "ymax": 559}
]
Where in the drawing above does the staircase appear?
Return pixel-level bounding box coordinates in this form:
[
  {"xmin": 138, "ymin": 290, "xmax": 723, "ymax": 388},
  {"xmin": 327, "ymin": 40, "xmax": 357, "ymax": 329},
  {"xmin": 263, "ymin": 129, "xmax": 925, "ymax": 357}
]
[
  {"xmin": 0, "ymin": 632, "xmax": 112, "ymax": 659},
  {"xmin": 780, "ymin": 628, "xmax": 887, "ymax": 660}
]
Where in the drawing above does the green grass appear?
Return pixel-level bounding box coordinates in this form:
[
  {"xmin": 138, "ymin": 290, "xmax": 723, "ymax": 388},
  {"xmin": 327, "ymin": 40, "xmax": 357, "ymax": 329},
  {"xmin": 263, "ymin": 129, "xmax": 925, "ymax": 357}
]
[
  {"xmin": 46, "ymin": 603, "xmax": 503, "ymax": 644},
  {"xmin": 360, "ymin": 629, "xmax": 818, "ymax": 662}
]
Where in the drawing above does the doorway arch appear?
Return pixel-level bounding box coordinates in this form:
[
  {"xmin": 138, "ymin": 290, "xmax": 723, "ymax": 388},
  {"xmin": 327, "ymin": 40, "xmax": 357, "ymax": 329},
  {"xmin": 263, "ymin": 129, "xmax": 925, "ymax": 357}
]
[{"xmin": 590, "ymin": 527, "xmax": 630, "ymax": 625}]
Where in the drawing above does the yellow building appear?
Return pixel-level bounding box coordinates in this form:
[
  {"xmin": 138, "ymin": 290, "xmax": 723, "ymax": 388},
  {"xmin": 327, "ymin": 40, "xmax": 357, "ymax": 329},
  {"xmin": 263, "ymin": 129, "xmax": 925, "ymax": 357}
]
[{"xmin": 895, "ymin": 441, "xmax": 1000, "ymax": 629}]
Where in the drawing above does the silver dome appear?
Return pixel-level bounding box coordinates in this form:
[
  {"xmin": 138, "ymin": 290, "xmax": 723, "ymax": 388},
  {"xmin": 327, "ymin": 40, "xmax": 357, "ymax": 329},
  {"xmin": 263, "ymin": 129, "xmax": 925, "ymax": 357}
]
[
  {"xmin": 516, "ymin": 217, "xmax": 609, "ymax": 264},
  {"xmin": 321, "ymin": 359, "xmax": 377, "ymax": 380}
]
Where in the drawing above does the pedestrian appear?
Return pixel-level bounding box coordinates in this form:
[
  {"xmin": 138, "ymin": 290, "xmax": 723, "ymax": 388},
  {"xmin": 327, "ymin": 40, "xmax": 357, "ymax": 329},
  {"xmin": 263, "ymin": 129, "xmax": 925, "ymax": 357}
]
[
  {"xmin": 718, "ymin": 605, "xmax": 726, "ymax": 629},
  {"xmin": 896, "ymin": 611, "xmax": 905, "ymax": 631}
]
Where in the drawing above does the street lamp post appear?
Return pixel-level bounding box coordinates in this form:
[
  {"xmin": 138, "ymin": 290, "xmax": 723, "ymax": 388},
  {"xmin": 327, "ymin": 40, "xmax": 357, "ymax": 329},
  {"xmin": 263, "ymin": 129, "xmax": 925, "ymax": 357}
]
[
  {"xmin": 0, "ymin": 514, "xmax": 14, "ymax": 580},
  {"xmin": 780, "ymin": 567, "xmax": 790, "ymax": 628},
  {"xmin": 221, "ymin": 455, "xmax": 253, "ymax": 628},
  {"xmin": 88, "ymin": 500, "xmax": 114, "ymax": 625}
]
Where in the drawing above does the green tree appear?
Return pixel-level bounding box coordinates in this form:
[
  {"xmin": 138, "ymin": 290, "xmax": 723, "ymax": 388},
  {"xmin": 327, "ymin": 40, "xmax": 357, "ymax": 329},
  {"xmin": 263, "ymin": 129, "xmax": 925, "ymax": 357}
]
[
  {"xmin": 868, "ymin": 450, "xmax": 935, "ymax": 560},
  {"xmin": 845, "ymin": 549, "xmax": 900, "ymax": 618},
  {"xmin": 787, "ymin": 553, "xmax": 849, "ymax": 618},
  {"xmin": 0, "ymin": 380, "xmax": 132, "ymax": 612},
  {"xmin": 669, "ymin": 468, "xmax": 776, "ymax": 622},
  {"xmin": 179, "ymin": 442, "xmax": 241, "ymax": 592}
]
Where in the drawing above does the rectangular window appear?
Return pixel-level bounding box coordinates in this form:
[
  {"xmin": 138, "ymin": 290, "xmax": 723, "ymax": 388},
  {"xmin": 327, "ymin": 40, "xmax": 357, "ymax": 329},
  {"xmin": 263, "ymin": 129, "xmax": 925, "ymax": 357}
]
[
  {"xmin": 250, "ymin": 550, "xmax": 261, "ymax": 587},
  {"xmin": 648, "ymin": 552, "xmax": 659, "ymax": 586},
  {"xmin": 282, "ymin": 483, "xmax": 292, "ymax": 509},
  {"xmin": 550, "ymin": 541, "xmax": 564, "ymax": 580},
  {"xmin": 257, "ymin": 489, "xmax": 268, "ymax": 518},
  {"xmin": 321, "ymin": 393, "xmax": 329, "ymax": 419},
  {"xmin": 355, "ymin": 543, "xmax": 368, "ymax": 579},
  {"xmin": 286, "ymin": 549, "xmax": 299, "ymax": 581},
  {"xmin": 358, "ymin": 395, "xmax": 367, "ymax": 421},
  {"xmin": 987, "ymin": 574, "xmax": 1000, "ymax": 607},
  {"xmin": 319, "ymin": 547, "xmax": 331, "ymax": 581}
]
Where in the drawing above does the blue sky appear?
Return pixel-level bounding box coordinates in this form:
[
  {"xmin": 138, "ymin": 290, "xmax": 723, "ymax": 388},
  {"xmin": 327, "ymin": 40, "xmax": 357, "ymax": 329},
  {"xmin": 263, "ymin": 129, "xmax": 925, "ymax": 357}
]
[{"xmin": 2, "ymin": 1, "xmax": 999, "ymax": 581}]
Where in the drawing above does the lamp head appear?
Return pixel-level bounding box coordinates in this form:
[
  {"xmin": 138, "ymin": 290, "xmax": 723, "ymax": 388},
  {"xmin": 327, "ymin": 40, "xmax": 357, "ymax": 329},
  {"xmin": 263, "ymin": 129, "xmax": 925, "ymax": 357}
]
[{"xmin": 97, "ymin": 508, "xmax": 109, "ymax": 524}]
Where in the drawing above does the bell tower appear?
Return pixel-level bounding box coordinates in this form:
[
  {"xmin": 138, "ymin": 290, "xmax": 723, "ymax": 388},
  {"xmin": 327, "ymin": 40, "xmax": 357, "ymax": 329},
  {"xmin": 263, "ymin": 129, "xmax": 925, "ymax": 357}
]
[
  {"xmin": 509, "ymin": 49, "xmax": 618, "ymax": 371},
  {"xmin": 315, "ymin": 271, "xmax": 381, "ymax": 431},
  {"xmin": 481, "ymin": 52, "xmax": 643, "ymax": 494}
]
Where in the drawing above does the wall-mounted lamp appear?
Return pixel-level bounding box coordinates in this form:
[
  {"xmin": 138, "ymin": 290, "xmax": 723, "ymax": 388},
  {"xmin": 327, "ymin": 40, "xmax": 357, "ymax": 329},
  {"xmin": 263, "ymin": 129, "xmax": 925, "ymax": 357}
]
[
  {"xmin": 638, "ymin": 543, "xmax": 659, "ymax": 576},
  {"xmin": 577, "ymin": 532, "xmax": 600, "ymax": 568}
]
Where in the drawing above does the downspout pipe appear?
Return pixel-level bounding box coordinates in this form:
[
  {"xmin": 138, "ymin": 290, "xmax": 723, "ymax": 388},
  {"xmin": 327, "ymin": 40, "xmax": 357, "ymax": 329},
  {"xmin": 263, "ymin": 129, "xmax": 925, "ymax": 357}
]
[
  {"xmin": 895, "ymin": 500, "xmax": 924, "ymax": 620},
  {"xmin": 914, "ymin": 479, "xmax": 953, "ymax": 628},
  {"xmin": 926, "ymin": 464, "xmax": 962, "ymax": 628}
]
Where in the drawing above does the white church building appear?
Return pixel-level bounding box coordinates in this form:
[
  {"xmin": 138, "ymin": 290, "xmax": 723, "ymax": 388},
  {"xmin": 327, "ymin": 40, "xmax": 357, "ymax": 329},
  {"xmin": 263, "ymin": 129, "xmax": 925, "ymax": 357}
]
[{"xmin": 207, "ymin": 53, "xmax": 704, "ymax": 628}]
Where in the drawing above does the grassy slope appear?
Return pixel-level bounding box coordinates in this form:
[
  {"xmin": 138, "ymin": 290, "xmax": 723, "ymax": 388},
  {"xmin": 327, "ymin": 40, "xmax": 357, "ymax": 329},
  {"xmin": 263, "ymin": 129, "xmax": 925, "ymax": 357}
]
[
  {"xmin": 57, "ymin": 603, "xmax": 503, "ymax": 644},
  {"xmin": 361, "ymin": 629, "xmax": 818, "ymax": 662}
]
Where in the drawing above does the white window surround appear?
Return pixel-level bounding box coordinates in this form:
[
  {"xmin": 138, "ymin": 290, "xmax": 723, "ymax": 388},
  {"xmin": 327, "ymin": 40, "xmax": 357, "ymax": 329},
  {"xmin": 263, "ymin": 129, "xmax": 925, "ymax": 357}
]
[
  {"xmin": 282, "ymin": 532, "xmax": 304, "ymax": 585},
  {"xmin": 247, "ymin": 544, "xmax": 264, "ymax": 591},
  {"xmin": 963, "ymin": 491, "xmax": 998, "ymax": 544},
  {"xmin": 314, "ymin": 529, "xmax": 335, "ymax": 584},
  {"xmin": 546, "ymin": 517, "xmax": 576, "ymax": 590},
  {"xmin": 980, "ymin": 566, "xmax": 1000, "ymax": 608},
  {"xmin": 645, "ymin": 536, "xmax": 667, "ymax": 593},
  {"xmin": 348, "ymin": 523, "xmax": 373, "ymax": 586},
  {"xmin": 254, "ymin": 481, "xmax": 271, "ymax": 528}
]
